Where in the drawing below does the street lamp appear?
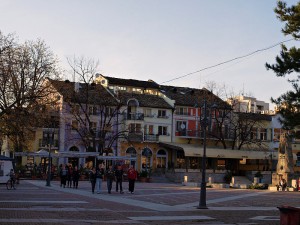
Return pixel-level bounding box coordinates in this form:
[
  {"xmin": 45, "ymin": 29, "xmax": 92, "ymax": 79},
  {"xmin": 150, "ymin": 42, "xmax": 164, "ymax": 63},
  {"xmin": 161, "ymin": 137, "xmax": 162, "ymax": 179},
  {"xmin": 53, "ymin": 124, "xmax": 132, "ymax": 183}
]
[
  {"xmin": 197, "ymin": 99, "xmax": 218, "ymax": 209},
  {"xmin": 46, "ymin": 129, "xmax": 54, "ymax": 187},
  {"xmin": 198, "ymin": 99, "xmax": 208, "ymax": 209}
]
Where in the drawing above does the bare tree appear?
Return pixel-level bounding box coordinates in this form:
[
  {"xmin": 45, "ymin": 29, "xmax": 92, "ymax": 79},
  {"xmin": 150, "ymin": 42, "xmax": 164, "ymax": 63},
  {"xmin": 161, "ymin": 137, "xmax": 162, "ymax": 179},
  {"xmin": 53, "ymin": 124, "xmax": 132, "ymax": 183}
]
[
  {"xmin": 58, "ymin": 56, "xmax": 127, "ymax": 156},
  {"xmin": 0, "ymin": 31, "xmax": 60, "ymax": 156},
  {"xmin": 203, "ymin": 84, "xmax": 270, "ymax": 151}
]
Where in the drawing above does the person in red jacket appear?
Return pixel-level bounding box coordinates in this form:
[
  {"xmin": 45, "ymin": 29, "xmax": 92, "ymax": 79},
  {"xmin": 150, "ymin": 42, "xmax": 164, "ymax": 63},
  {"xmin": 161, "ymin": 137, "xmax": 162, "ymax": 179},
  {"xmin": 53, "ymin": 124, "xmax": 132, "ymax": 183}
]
[{"xmin": 127, "ymin": 165, "xmax": 138, "ymax": 194}]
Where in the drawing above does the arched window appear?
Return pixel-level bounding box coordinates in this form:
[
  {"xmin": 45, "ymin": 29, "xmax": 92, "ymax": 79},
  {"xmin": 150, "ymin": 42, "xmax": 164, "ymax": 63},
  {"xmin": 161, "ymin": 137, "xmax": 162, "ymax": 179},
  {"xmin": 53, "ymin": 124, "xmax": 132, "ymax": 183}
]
[
  {"xmin": 176, "ymin": 150, "xmax": 185, "ymax": 169},
  {"xmin": 156, "ymin": 149, "xmax": 167, "ymax": 168},
  {"xmin": 141, "ymin": 147, "xmax": 152, "ymax": 169},
  {"xmin": 126, "ymin": 147, "xmax": 137, "ymax": 166}
]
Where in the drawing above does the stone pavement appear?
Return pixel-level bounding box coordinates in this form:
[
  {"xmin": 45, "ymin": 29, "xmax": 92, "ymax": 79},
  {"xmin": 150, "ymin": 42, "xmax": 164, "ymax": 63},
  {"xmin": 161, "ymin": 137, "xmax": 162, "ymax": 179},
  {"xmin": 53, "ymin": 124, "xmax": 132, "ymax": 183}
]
[{"xmin": 0, "ymin": 179, "xmax": 299, "ymax": 224}]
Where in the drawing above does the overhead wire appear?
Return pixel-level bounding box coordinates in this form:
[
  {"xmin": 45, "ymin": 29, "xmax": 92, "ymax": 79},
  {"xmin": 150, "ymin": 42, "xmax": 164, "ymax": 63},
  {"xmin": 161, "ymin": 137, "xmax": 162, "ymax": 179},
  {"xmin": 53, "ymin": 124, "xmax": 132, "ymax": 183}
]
[{"xmin": 160, "ymin": 38, "xmax": 294, "ymax": 84}]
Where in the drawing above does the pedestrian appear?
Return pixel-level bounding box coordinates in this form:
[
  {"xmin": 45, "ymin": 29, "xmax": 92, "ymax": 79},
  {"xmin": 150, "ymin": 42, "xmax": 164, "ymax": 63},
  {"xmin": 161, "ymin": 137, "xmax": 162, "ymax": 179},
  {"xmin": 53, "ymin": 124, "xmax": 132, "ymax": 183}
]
[
  {"xmin": 105, "ymin": 165, "xmax": 115, "ymax": 194},
  {"xmin": 96, "ymin": 164, "xmax": 105, "ymax": 194},
  {"xmin": 67, "ymin": 164, "xmax": 73, "ymax": 188},
  {"xmin": 89, "ymin": 167, "xmax": 97, "ymax": 194},
  {"xmin": 72, "ymin": 165, "xmax": 80, "ymax": 189},
  {"xmin": 115, "ymin": 165, "xmax": 124, "ymax": 194},
  {"xmin": 60, "ymin": 164, "xmax": 68, "ymax": 188},
  {"xmin": 127, "ymin": 165, "xmax": 137, "ymax": 194}
]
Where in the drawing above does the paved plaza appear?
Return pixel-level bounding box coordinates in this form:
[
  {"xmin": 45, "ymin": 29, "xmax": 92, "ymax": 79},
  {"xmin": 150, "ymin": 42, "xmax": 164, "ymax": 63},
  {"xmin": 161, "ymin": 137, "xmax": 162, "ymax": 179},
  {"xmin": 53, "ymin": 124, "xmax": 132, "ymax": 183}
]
[{"xmin": 0, "ymin": 179, "xmax": 299, "ymax": 224}]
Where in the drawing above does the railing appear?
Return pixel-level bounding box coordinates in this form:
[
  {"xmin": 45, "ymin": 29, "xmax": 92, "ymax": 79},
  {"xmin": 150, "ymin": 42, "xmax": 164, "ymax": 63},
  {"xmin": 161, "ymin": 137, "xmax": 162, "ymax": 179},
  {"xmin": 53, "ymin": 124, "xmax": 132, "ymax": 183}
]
[
  {"xmin": 125, "ymin": 112, "xmax": 144, "ymax": 120},
  {"xmin": 144, "ymin": 134, "xmax": 159, "ymax": 142},
  {"xmin": 128, "ymin": 132, "xmax": 143, "ymax": 142},
  {"xmin": 39, "ymin": 139, "xmax": 59, "ymax": 148}
]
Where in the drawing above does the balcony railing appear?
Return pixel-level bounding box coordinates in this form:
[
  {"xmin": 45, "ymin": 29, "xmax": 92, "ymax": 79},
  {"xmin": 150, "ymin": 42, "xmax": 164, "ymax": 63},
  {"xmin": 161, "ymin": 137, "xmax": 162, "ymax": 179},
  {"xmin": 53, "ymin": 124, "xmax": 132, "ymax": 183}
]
[
  {"xmin": 124, "ymin": 112, "xmax": 144, "ymax": 120},
  {"xmin": 39, "ymin": 139, "xmax": 59, "ymax": 148},
  {"xmin": 144, "ymin": 134, "xmax": 159, "ymax": 142},
  {"xmin": 128, "ymin": 132, "xmax": 143, "ymax": 142}
]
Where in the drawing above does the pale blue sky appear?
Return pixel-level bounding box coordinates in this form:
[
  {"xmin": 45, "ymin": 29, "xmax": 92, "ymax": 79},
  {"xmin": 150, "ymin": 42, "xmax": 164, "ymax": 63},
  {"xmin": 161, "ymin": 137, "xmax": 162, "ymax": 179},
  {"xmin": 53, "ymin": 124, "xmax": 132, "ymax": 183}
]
[{"xmin": 1, "ymin": 0, "xmax": 299, "ymax": 109}]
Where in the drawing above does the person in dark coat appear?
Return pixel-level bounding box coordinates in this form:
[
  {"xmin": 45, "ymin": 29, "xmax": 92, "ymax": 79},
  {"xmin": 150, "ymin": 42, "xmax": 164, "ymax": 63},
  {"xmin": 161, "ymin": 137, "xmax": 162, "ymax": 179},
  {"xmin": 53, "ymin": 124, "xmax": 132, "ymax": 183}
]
[
  {"xmin": 72, "ymin": 165, "xmax": 80, "ymax": 189},
  {"xmin": 60, "ymin": 164, "xmax": 68, "ymax": 188},
  {"xmin": 89, "ymin": 167, "xmax": 97, "ymax": 194},
  {"xmin": 115, "ymin": 165, "xmax": 124, "ymax": 194},
  {"xmin": 67, "ymin": 164, "xmax": 73, "ymax": 188},
  {"xmin": 105, "ymin": 165, "xmax": 115, "ymax": 194}
]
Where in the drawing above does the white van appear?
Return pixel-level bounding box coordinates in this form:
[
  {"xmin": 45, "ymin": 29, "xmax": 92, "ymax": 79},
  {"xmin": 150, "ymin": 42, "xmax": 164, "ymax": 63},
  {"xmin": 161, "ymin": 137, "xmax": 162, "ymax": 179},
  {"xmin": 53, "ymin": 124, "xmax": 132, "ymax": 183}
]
[{"xmin": 0, "ymin": 155, "xmax": 14, "ymax": 184}]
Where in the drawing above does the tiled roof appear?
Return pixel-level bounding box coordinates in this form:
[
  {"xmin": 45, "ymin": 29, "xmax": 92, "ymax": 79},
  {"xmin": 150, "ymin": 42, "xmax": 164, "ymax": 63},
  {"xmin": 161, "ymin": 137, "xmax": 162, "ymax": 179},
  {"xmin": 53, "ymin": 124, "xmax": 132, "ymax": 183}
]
[
  {"xmin": 237, "ymin": 112, "xmax": 272, "ymax": 121},
  {"xmin": 48, "ymin": 79, "xmax": 119, "ymax": 106},
  {"xmin": 159, "ymin": 85, "xmax": 229, "ymax": 108},
  {"xmin": 102, "ymin": 75, "xmax": 160, "ymax": 89},
  {"xmin": 117, "ymin": 92, "xmax": 173, "ymax": 109}
]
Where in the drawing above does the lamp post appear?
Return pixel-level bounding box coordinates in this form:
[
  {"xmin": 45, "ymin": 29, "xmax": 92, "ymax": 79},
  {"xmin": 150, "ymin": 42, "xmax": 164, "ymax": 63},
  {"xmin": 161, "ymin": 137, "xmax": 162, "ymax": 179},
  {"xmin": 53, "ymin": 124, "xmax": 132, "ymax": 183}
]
[
  {"xmin": 46, "ymin": 129, "xmax": 54, "ymax": 187},
  {"xmin": 198, "ymin": 99, "xmax": 208, "ymax": 209}
]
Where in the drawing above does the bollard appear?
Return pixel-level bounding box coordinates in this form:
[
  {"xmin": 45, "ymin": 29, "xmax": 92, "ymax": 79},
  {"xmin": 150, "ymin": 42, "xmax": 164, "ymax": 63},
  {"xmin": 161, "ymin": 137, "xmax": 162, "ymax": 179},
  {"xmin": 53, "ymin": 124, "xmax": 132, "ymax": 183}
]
[{"xmin": 277, "ymin": 205, "xmax": 300, "ymax": 225}]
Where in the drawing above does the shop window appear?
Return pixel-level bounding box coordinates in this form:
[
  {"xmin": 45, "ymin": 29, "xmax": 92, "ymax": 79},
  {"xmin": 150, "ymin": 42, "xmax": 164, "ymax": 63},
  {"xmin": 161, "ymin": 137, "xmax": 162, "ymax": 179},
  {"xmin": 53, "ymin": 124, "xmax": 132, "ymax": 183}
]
[
  {"xmin": 142, "ymin": 148, "xmax": 152, "ymax": 169},
  {"xmin": 217, "ymin": 159, "xmax": 226, "ymax": 170},
  {"xmin": 176, "ymin": 150, "xmax": 185, "ymax": 168},
  {"xmin": 189, "ymin": 157, "xmax": 199, "ymax": 169},
  {"xmin": 156, "ymin": 149, "xmax": 167, "ymax": 168}
]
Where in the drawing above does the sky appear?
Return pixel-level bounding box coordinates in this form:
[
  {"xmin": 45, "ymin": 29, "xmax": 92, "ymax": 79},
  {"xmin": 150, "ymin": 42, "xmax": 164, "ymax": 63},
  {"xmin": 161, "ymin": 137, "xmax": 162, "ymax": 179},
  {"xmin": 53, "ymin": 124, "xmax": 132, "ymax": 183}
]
[{"xmin": 1, "ymin": 0, "xmax": 300, "ymax": 110}]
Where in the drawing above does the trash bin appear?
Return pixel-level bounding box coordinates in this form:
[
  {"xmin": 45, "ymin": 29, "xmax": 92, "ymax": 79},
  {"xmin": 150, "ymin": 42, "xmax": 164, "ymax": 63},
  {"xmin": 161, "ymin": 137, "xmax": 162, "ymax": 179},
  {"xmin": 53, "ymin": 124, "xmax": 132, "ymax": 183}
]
[{"xmin": 278, "ymin": 205, "xmax": 300, "ymax": 225}]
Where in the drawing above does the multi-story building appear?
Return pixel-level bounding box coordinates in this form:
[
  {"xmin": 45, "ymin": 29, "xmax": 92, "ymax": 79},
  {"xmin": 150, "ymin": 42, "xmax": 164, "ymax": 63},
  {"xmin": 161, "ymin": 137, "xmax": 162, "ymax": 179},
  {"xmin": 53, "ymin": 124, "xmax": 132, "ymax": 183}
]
[
  {"xmin": 9, "ymin": 75, "xmax": 299, "ymax": 184},
  {"xmin": 227, "ymin": 95, "xmax": 272, "ymax": 114},
  {"xmin": 95, "ymin": 75, "xmax": 174, "ymax": 171}
]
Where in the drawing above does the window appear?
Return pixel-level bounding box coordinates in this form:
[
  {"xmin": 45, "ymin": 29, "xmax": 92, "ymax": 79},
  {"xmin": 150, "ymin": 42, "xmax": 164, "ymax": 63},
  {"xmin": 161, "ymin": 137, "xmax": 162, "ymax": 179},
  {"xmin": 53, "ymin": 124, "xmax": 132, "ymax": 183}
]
[
  {"xmin": 119, "ymin": 86, "xmax": 126, "ymax": 91},
  {"xmin": 89, "ymin": 122, "xmax": 97, "ymax": 133},
  {"xmin": 250, "ymin": 128, "xmax": 257, "ymax": 140},
  {"xmin": 176, "ymin": 107, "xmax": 188, "ymax": 115},
  {"xmin": 297, "ymin": 153, "xmax": 300, "ymax": 167},
  {"xmin": 71, "ymin": 120, "xmax": 78, "ymax": 130},
  {"xmin": 176, "ymin": 121, "xmax": 187, "ymax": 131},
  {"xmin": 158, "ymin": 110, "xmax": 167, "ymax": 118},
  {"xmin": 142, "ymin": 147, "xmax": 152, "ymax": 169},
  {"xmin": 129, "ymin": 123, "xmax": 142, "ymax": 133},
  {"xmin": 259, "ymin": 128, "xmax": 267, "ymax": 141},
  {"xmin": 176, "ymin": 150, "xmax": 185, "ymax": 169},
  {"xmin": 158, "ymin": 126, "xmax": 168, "ymax": 135},
  {"xmin": 156, "ymin": 149, "xmax": 167, "ymax": 168},
  {"xmin": 104, "ymin": 107, "xmax": 114, "ymax": 116},
  {"xmin": 89, "ymin": 106, "xmax": 97, "ymax": 115},
  {"xmin": 132, "ymin": 87, "xmax": 142, "ymax": 93},
  {"xmin": 144, "ymin": 108, "xmax": 152, "ymax": 117},
  {"xmin": 144, "ymin": 125, "xmax": 154, "ymax": 135}
]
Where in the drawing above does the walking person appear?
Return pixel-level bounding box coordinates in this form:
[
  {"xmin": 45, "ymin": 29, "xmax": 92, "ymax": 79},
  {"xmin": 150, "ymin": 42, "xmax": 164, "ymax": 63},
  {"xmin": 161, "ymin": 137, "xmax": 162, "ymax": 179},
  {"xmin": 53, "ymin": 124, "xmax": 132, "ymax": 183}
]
[
  {"xmin": 115, "ymin": 165, "xmax": 124, "ymax": 194},
  {"xmin": 127, "ymin": 165, "xmax": 137, "ymax": 194},
  {"xmin": 96, "ymin": 164, "xmax": 105, "ymax": 194},
  {"xmin": 67, "ymin": 164, "xmax": 73, "ymax": 188},
  {"xmin": 105, "ymin": 165, "xmax": 115, "ymax": 194},
  {"xmin": 72, "ymin": 165, "xmax": 80, "ymax": 189},
  {"xmin": 60, "ymin": 164, "xmax": 68, "ymax": 188},
  {"xmin": 89, "ymin": 167, "xmax": 97, "ymax": 194}
]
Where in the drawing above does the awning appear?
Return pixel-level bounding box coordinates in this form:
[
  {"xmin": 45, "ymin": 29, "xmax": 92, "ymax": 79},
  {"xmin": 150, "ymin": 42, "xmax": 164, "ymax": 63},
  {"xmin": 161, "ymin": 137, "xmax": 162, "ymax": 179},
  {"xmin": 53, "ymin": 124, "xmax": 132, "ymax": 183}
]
[
  {"xmin": 159, "ymin": 142, "xmax": 280, "ymax": 160},
  {"xmin": 97, "ymin": 156, "xmax": 136, "ymax": 161},
  {"xmin": 14, "ymin": 151, "xmax": 136, "ymax": 160}
]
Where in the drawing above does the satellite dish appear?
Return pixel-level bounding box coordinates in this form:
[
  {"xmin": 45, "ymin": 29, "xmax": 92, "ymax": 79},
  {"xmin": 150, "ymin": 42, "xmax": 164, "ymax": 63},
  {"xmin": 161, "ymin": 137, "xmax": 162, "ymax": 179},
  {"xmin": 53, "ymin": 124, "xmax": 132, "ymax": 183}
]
[{"xmin": 180, "ymin": 123, "xmax": 186, "ymax": 130}]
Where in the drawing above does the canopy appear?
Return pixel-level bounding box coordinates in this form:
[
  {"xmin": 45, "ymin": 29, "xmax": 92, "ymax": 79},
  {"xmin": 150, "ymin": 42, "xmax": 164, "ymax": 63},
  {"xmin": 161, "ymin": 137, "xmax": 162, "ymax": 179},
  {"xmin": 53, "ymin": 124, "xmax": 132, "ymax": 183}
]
[
  {"xmin": 14, "ymin": 151, "xmax": 136, "ymax": 160},
  {"xmin": 159, "ymin": 142, "xmax": 282, "ymax": 160}
]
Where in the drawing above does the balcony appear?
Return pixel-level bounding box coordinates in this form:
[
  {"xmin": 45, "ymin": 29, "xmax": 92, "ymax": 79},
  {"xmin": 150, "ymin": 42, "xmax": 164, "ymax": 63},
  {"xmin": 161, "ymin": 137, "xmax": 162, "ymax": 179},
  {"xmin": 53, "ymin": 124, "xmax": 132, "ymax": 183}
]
[
  {"xmin": 124, "ymin": 112, "xmax": 144, "ymax": 121},
  {"xmin": 128, "ymin": 132, "xmax": 143, "ymax": 142},
  {"xmin": 39, "ymin": 139, "xmax": 59, "ymax": 148},
  {"xmin": 144, "ymin": 134, "xmax": 159, "ymax": 142}
]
